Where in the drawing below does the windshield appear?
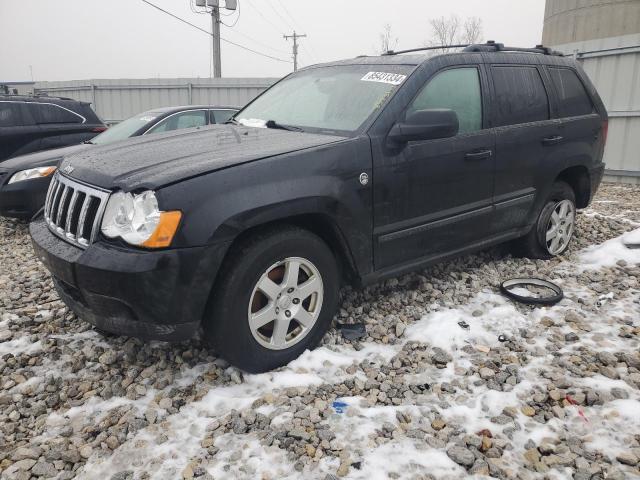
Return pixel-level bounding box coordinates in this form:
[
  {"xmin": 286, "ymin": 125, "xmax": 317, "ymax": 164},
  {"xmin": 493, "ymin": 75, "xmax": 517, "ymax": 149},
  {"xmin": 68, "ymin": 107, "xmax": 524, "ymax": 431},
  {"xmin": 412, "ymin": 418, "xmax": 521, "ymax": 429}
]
[
  {"xmin": 236, "ymin": 65, "xmax": 412, "ymax": 135},
  {"xmin": 91, "ymin": 111, "xmax": 160, "ymax": 145}
]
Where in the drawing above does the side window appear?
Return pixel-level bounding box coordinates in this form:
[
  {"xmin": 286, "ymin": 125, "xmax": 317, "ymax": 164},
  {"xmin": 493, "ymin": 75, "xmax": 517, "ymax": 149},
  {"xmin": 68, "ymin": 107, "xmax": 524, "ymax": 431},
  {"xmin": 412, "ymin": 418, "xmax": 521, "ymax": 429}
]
[
  {"xmin": 211, "ymin": 109, "xmax": 235, "ymax": 124},
  {"xmin": 0, "ymin": 103, "xmax": 28, "ymax": 127},
  {"xmin": 408, "ymin": 67, "xmax": 482, "ymax": 135},
  {"xmin": 30, "ymin": 103, "xmax": 84, "ymax": 124},
  {"xmin": 548, "ymin": 68, "xmax": 594, "ymax": 117},
  {"xmin": 491, "ymin": 66, "xmax": 549, "ymax": 126},
  {"xmin": 147, "ymin": 110, "xmax": 207, "ymax": 134},
  {"xmin": 27, "ymin": 103, "xmax": 84, "ymax": 124}
]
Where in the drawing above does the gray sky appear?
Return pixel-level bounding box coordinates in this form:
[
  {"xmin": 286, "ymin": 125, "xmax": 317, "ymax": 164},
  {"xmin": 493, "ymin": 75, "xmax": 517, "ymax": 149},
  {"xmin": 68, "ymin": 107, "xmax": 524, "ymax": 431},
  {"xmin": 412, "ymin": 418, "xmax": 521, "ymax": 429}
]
[{"xmin": 0, "ymin": 0, "xmax": 545, "ymax": 81}]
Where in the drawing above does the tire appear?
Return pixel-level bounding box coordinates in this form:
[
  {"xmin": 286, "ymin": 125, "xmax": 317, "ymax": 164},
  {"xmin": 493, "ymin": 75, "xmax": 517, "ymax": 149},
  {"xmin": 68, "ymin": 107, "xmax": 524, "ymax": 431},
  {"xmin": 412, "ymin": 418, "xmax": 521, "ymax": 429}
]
[
  {"xmin": 514, "ymin": 181, "xmax": 576, "ymax": 259},
  {"xmin": 204, "ymin": 225, "xmax": 340, "ymax": 373}
]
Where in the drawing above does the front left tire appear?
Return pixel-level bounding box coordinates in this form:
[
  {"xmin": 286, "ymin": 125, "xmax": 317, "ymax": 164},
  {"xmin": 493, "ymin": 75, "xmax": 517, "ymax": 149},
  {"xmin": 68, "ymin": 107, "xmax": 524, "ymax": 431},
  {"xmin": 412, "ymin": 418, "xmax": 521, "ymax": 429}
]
[{"xmin": 203, "ymin": 225, "xmax": 340, "ymax": 373}]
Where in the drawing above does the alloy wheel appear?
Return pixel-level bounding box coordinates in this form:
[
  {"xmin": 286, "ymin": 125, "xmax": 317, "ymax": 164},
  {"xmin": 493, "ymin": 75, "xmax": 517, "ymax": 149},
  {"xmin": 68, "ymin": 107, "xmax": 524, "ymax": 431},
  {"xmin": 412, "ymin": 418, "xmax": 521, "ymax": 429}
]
[
  {"xmin": 248, "ymin": 257, "xmax": 324, "ymax": 350},
  {"xmin": 545, "ymin": 199, "xmax": 575, "ymax": 255}
]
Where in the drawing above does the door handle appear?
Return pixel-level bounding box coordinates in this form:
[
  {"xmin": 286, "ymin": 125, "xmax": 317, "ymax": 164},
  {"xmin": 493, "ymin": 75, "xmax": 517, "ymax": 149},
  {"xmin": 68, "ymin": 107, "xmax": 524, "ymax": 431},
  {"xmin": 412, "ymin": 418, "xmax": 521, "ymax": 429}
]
[
  {"xmin": 464, "ymin": 149, "xmax": 493, "ymax": 160},
  {"xmin": 541, "ymin": 135, "xmax": 563, "ymax": 146}
]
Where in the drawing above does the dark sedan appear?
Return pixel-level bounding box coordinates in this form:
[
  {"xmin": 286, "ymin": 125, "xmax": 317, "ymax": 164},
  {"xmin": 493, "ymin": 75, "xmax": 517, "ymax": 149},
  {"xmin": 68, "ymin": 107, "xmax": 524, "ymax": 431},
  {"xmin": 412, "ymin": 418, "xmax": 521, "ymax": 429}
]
[{"xmin": 0, "ymin": 105, "xmax": 238, "ymax": 218}]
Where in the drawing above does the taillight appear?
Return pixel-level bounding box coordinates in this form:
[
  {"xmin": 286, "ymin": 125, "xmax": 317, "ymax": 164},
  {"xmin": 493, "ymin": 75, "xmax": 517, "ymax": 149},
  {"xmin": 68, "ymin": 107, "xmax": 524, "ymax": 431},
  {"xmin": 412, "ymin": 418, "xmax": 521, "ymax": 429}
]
[
  {"xmin": 602, "ymin": 119, "xmax": 608, "ymax": 145},
  {"xmin": 92, "ymin": 126, "xmax": 108, "ymax": 133}
]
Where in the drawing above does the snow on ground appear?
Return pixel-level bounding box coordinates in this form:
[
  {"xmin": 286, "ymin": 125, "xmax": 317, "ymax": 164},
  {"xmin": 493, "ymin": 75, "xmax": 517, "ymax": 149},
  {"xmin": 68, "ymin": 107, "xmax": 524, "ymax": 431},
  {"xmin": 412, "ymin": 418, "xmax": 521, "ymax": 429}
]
[{"xmin": 1, "ymin": 183, "xmax": 639, "ymax": 480}]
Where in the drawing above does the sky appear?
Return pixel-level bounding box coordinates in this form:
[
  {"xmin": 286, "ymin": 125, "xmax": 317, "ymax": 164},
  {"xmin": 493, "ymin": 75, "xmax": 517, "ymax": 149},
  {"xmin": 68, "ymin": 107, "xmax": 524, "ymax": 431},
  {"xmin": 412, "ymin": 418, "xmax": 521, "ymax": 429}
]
[{"xmin": 0, "ymin": 0, "xmax": 545, "ymax": 82}]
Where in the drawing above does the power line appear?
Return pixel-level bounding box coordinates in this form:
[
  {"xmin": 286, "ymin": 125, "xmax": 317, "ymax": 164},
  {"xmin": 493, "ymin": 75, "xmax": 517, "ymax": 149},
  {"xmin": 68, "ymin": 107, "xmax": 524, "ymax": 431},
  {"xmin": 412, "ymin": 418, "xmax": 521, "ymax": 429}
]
[
  {"xmin": 140, "ymin": 0, "xmax": 291, "ymax": 63},
  {"xmin": 273, "ymin": 0, "xmax": 320, "ymax": 63},
  {"xmin": 266, "ymin": 0, "xmax": 293, "ymax": 30},
  {"xmin": 228, "ymin": 28, "xmax": 290, "ymax": 55},
  {"xmin": 244, "ymin": 0, "xmax": 284, "ymax": 35}
]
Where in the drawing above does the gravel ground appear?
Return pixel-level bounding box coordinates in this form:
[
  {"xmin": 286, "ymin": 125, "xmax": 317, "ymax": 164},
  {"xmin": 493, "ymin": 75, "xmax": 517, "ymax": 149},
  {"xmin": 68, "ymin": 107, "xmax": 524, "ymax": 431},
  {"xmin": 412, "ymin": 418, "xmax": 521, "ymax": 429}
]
[{"xmin": 1, "ymin": 182, "xmax": 639, "ymax": 480}]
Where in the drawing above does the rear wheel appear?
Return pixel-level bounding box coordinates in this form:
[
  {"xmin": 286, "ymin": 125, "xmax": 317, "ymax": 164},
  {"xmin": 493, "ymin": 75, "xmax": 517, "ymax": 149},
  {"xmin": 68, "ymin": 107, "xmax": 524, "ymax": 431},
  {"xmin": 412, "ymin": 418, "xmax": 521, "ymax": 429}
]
[
  {"xmin": 514, "ymin": 181, "xmax": 576, "ymax": 259},
  {"xmin": 204, "ymin": 226, "xmax": 340, "ymax": 373}
]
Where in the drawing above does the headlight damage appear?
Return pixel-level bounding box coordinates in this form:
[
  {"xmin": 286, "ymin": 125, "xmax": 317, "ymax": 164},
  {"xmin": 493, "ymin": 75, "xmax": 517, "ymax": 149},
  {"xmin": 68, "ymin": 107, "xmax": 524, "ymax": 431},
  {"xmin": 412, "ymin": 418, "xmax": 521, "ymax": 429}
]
[
  {"xmin": 101, "ymin": 190, "xmax": 181, "ymax": 248},
  {"xmin": 9, "ymin": 166, "xmax": 57, "ymax": 184}
]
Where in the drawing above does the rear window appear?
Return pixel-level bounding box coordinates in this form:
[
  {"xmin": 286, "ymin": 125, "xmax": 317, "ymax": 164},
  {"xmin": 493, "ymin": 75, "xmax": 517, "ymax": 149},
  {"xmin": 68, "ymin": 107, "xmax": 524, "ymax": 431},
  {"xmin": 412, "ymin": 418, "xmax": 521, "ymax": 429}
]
[
  {"xmin": 0, "ymin": 102, "xmax": 29, "ymax": 127},
  {"xmin": 29, "ymin": 103, "xmax": 85, "ymax": 124},
  {"xmin": 548, "ymin": 67, "xmax": 594, "ymax": 117},
  {"xmin": 492, "ymin": 66, "xmax": 549, "ymax": 127}
]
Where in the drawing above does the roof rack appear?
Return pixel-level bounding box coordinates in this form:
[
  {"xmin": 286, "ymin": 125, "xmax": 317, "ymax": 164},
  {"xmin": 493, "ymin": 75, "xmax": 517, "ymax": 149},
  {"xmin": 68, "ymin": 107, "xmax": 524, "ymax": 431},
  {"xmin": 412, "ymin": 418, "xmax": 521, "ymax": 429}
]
[
  {"xmin": 463, "ymin": 40, "xmax": 564, "ymax": 56},
  {"xmin": 382, "ymin": 41, "xmax": 564, "ymax": 57},
  {"xmin": 382, "ymin": 44, "xmax": 470, "ymax": 56}
]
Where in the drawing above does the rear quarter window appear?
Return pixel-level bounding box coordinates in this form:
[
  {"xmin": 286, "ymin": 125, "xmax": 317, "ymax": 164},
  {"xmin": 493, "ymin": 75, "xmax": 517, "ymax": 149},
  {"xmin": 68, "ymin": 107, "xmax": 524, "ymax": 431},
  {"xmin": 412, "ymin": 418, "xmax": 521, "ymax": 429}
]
[
  {"xmin": 491, "ymin": 66, "xmax": 550, "ymax": 127},
  {"xmin": 548, "ymin": 67, "xmax": 594, "ymax": 117},
  {"xmin": 29, "ymin": 103, "xmax": 85, "ymax": 124}
]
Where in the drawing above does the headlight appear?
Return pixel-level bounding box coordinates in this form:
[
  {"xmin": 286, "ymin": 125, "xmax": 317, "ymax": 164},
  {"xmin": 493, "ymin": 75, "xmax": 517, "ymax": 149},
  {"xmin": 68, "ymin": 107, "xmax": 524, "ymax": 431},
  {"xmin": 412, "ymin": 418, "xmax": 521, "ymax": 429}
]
[
  {"xmin": 101, "ymin": 190, "xmax": 181, "ymax": 248},
  {"xmin": 8, "ymin": 166, "xmax": 57, "ymax": 184}
]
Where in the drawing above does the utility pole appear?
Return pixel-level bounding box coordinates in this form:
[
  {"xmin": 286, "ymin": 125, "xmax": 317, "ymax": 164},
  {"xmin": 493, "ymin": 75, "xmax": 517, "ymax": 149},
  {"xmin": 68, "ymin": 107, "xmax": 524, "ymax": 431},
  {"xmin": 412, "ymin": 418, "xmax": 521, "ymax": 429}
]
[
  {"xmin": 283, "ymin": 31, "xmax": 307, "ymax": 71},
  {"xmin": 211, "ymin": 6, "xmax": 222, "ymax": 78}
]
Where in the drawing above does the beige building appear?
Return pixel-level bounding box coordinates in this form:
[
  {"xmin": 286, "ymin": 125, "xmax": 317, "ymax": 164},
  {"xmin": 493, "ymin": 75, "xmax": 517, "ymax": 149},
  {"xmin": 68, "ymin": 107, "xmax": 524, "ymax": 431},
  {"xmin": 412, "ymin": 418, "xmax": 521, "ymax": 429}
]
[{"xmin": 543, "ymin": 0, "xmax": 640, "ymax": 183}]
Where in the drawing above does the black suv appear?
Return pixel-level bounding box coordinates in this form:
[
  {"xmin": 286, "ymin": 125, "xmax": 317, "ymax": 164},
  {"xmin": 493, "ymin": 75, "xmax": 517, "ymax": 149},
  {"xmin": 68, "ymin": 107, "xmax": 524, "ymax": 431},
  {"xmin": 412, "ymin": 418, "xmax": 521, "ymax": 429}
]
[
  {"xmin": 30, "ymin": 43, "xmax": 607, "ymax": 372},
  {"xmin": 0, "ymin": 95, "xmax": 105, "ymax": 161}
]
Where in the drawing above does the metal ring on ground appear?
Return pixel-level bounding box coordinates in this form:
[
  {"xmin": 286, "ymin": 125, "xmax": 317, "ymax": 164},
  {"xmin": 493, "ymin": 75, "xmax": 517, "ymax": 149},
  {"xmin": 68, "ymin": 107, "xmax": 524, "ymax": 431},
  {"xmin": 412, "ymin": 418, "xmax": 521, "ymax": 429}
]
[{"xmin": 500, "ymin": 278, "xmax": 564, "ymax": 306}]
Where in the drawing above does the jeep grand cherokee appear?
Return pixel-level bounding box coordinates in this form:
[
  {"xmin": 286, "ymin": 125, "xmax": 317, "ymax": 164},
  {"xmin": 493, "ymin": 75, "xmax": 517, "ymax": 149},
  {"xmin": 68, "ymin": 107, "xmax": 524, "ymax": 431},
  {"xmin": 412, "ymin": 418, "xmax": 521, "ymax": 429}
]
[{"xmin": 30, "ymin": 43, "xmax": 607, "ymax": 372}]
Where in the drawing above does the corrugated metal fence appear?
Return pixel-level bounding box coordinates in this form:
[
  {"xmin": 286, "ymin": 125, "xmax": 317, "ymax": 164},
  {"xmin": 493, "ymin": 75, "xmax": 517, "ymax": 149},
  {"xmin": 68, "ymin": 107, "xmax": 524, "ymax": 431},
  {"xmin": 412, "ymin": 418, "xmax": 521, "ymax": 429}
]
[
  {"xmin": 553, "ymin": 34, "xmax": 640, "ymax": 184},
  {"xmin": 33, "ymin": 77, "xmax": 278, "ymax": 125}
]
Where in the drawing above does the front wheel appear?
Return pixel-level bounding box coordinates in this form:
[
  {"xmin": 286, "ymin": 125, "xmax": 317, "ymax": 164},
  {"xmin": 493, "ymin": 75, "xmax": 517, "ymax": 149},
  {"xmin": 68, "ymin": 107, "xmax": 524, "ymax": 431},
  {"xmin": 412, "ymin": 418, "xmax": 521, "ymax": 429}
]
[
  {"xmin": 514, "ymin": 181, "xmax": 577, "ymax": 259},
  {"xmin": 204, "ymin": 226, "xmax": 340, "ymax": 373}
]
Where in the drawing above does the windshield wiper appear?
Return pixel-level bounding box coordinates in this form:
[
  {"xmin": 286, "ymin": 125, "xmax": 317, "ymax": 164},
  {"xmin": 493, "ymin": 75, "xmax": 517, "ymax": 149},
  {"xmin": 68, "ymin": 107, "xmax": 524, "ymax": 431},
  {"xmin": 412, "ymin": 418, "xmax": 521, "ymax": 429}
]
[
  {"xmin": 265, "ymin": 120, "xmax": 303, "ymax": 132},
  {"xmin": 83, "ymin": 140, "xmax": 94, "ymax": 145},
  {"xmin": 225, "ymin": 118, "xmax": 239, "ymax": 125}
]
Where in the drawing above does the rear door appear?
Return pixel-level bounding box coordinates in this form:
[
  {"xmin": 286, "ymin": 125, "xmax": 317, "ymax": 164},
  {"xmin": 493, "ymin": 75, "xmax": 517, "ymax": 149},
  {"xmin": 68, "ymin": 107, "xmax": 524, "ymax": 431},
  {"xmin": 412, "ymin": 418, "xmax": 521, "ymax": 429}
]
[
  {"xmin": 0, "ymin": 101, "xmax": 41, "ymax": 161},
  {"xmin": 546, "ymin": 66, "xmax": 603, "ymax": 172},
  {"xmin": 488, "ymin": 64, "xmax": 560, "ymax": 235}
]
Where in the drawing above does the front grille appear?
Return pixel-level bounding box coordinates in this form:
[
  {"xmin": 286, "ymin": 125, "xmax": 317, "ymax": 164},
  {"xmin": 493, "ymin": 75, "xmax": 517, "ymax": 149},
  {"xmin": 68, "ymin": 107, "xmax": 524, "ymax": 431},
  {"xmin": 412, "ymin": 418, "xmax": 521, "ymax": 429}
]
[{"xmin": 44, "ymin": 173, "xmax": 110, "ymax": 248}]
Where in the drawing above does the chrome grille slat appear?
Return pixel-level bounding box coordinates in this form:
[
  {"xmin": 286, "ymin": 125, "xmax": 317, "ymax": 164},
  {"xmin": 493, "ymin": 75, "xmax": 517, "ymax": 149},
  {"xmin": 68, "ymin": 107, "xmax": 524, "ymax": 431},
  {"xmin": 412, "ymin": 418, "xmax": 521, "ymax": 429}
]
[
  {"xmin": 48, "ymin": 181, "xmax": 63, "ymax": 221},
  {"xmin": 65, "ymin": 190, "xmax": 80, "ymax": 236},
  {"xmin": 44, "ymin": 176, "xmax": 57, "ymax": 220},
  {"xmin": 43, "ymin": 172, "xmax": 110, "ymax": 249},
  {"xmin": 56, "ymin": 186, "xmax": 70, "ymax": 226},
  {"xmin": 77, "ymin": 196, "xmax": 91, "ymax": 242}
]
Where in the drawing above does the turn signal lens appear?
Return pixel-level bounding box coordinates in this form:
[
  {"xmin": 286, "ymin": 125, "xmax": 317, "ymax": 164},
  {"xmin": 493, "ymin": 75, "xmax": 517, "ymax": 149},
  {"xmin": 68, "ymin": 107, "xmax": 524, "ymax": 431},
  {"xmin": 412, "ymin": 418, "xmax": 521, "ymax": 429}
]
[{"xmin": 142, "ymin": 211, "xmax": 182, "ymax": 248}]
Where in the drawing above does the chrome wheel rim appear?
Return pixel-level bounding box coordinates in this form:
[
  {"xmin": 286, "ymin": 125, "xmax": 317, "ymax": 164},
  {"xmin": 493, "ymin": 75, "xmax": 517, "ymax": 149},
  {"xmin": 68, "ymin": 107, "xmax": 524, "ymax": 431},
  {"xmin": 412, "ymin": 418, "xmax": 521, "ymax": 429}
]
[
  {"xmin": 545, "ymin": 199, "xmax": 575, "ymax": 255},
  {"xmin": 248, "ymin": 257, "xmax": 324, "ymax": 350}
]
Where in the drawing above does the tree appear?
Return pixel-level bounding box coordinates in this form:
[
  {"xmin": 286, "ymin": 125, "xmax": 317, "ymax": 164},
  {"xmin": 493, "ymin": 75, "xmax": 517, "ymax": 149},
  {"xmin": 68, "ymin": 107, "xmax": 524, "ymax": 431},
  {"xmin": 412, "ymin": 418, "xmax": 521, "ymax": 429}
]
[
  {"xmin": 425, "ymin": 15, "xmax": 483, "ymax": 53},
  {"xmin": 379, "ymin": 24, "xmax": 398, "ymax": 54}
]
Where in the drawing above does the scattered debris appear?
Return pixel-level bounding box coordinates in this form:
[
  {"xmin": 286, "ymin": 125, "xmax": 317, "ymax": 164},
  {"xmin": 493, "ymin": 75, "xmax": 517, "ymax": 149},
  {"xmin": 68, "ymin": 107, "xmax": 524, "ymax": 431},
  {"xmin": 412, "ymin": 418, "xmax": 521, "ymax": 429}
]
[
  {"xmin": 336, "ymin": 322, "xmax": 366, "ymax": 340},
  {"xmin": 500, "ymin": 278, "xmax": 564, "ymax": 305}
]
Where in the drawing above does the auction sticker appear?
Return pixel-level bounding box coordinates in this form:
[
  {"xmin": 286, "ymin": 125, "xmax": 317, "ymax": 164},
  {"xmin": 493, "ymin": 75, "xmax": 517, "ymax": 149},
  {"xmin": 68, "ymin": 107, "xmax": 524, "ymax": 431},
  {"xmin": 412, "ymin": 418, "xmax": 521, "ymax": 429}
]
[{"xmin": 361, "ymin": 71, "xmax": 406, "ymax": 85}]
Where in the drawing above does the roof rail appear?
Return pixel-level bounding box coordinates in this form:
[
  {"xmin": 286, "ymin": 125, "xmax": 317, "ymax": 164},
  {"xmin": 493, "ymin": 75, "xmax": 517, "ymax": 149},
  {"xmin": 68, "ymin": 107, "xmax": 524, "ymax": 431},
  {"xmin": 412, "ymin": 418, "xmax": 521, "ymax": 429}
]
[
  {"xmin": 382, "ymin": 41, "xmax": 564, "ymax": 57},
  {"xmin": 463, "ymin": 40, "xmax": 564, "ymax": 56},
  {"xmin": 382, "ymin": 44, "xmax": 470, "ymax": 56}
]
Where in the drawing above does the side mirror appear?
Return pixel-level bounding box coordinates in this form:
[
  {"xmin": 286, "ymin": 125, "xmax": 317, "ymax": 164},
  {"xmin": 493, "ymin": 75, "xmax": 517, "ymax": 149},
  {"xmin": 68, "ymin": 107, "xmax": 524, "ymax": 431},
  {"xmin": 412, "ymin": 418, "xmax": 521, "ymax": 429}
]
[{"xmin": 388, "ymin": 109, "xmax": 459, "ymax": 143}]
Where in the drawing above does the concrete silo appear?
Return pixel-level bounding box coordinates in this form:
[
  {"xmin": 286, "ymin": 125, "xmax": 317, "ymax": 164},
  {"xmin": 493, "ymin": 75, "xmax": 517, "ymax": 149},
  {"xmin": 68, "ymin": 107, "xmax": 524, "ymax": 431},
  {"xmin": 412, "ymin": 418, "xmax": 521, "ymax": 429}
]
[{"xmin": 543, "ymin": 0, "xmax": 640, "ymax": 183}]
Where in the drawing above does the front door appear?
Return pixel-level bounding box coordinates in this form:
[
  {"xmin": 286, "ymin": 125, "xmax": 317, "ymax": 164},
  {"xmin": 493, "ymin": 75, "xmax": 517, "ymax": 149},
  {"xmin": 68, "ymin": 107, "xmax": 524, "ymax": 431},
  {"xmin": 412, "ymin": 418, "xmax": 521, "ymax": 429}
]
[{"xmin": 372, "ymin": 65, "xmax": 496, "ymax": 270}]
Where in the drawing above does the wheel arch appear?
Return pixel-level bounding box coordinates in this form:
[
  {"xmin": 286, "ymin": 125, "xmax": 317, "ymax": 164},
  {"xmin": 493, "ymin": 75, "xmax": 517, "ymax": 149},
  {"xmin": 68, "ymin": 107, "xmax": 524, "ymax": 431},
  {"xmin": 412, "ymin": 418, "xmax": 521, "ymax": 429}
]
[
  {"xmin": 219, "ymin": 212, "xmax": 360, "ymax": 284},
  {"xmin": 555, "ymin": 165, "xmax": 591, "ymax": 208}
]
